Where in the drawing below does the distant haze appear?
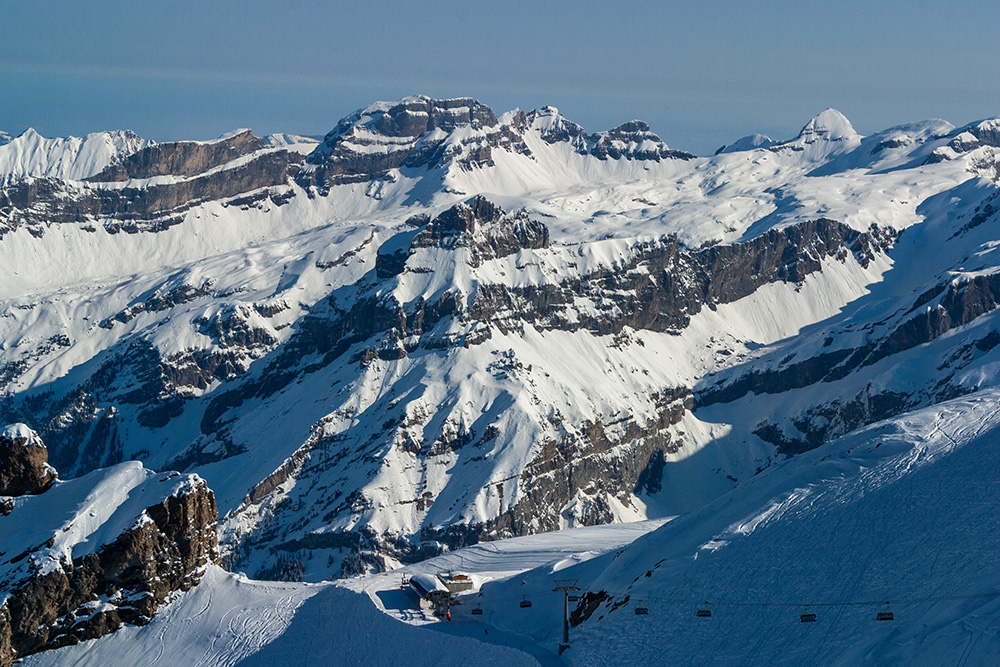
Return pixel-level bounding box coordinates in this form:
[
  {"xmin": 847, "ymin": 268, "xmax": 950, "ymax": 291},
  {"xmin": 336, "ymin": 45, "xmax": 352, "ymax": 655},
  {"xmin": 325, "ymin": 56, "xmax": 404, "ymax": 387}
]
[{"xmin": 2, "ymin": 0, "xmax": 998, "ymax": 155}]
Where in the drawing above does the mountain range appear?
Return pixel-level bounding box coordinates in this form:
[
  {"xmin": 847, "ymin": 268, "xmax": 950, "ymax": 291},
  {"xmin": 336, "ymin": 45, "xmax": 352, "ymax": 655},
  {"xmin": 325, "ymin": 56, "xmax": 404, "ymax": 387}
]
[{"xmin": 2, "ymin": 95, "xmax": 999, "ymax": 598}]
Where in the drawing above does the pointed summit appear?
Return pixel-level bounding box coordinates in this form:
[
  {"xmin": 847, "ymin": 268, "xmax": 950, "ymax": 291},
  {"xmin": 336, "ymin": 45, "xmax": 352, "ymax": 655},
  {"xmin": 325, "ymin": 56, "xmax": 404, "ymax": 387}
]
[{"xmin": 795, "ymin": 108, "xmax": 859, "ymax": 143}]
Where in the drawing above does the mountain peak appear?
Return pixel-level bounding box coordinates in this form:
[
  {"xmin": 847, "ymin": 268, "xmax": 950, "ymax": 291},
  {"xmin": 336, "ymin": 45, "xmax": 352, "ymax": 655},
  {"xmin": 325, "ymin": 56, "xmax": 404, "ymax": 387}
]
[
  {"xmin": 16, "ymin": 127, "xmax": 43, "ymax": 141},
  {"xmin": 716, "ymin": 133, "xmax": 775, "ymax": 154},
  {"xmin": 795, "ymin": 108, "xmax": 859, "ymax": 143}
]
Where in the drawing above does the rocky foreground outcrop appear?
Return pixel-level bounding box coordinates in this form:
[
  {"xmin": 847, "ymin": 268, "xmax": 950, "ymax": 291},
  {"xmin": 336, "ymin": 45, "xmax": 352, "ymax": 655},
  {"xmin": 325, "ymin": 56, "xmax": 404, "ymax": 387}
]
[
  {"xmin": 0, "ymin": 425, "xmax": 218, "ymax": 667},
  {"xmin": 0, "ymin": 424, "xmax": 56, "ymax": 496}
]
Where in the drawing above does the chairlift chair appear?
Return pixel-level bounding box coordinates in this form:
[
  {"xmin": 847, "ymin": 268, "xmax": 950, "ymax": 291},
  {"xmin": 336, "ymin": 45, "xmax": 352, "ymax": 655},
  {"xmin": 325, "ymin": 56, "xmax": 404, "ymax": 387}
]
[
  {"xmin": 519, "ymin": 596, "xmax": 532, "ymax": 609},
  {"xmin": 471, "ymin": 605, "xmax": 483, "ymax": 615},
  {"xmin": 876, "ymin": 603, "xmax": 895, "ymax": 621},
  {"xmin": 799, "ymin": 606, "xmax": 817, "ymax": 623},
  {"xmin": 696, "ymin": 603, "xmax": 712, "ymax": 618},
  {"xmin": 634, "ymin": 604, "xmax": 649, "ymax": 616}
]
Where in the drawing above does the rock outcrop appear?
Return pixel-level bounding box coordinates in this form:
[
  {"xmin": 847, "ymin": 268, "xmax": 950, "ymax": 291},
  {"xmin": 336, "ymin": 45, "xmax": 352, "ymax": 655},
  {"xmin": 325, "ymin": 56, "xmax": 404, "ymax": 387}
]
[
  {"xmin": 0, "ymin": 424, "xmax": 56, "ymax": 496},
  {"xmin": 87, "ymin": 129, "xmax": 267, "ymax": 182},
  {"xmin": 0, "ymin": 429, "xmax": 218, "ymax": 667},
  {"xmin": 300, "ymin": 97, "xmax": 693, "ymax": 191}
]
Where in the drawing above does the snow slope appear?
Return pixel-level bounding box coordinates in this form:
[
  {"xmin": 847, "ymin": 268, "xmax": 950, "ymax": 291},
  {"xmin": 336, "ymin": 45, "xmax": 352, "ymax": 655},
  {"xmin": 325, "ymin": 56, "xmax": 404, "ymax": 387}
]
[
  {"xmin": 476, "ymin": 390, "xmax": 1000, "ymax": 665},
  {"xmin": 17, "ymin": 565, "xmax": 538, "ymax": 667},
  {"xmin": 19, "ymin": 390, "xmax": 1000, "ymax": 665},
  {"xmin": 0, "ymin": 128, "xmax": 148, "ymax": 184},
  {"xmin": 18, "ymin": 520, "xmax": 661, "ymax": 666},
  {"xmin": 0, "ymin": 461, "xmax": 205, "ymax": 596}
]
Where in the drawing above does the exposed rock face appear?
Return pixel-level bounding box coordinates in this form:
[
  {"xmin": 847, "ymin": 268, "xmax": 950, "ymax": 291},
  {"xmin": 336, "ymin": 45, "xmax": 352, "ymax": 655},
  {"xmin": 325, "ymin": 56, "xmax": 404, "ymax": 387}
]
[
  {"xmin": 0, "ymin": 424, "xmax": 56, "ymax": 496},
  {"xmin": 213, "ymin": 206, "xmax": 896, "ymax": 578},
  {"xmin": 300, "ymin": 97, "xmax": 693, "ymax": 191},
  {"xmin": 527, "ymin": 106, "xmax": 695, "ymax": 161},
  {"xmin": 87, "ymin": 130, "xmax": 267, "ymax": 182},
  {"xmin": 6, "ymin": 98, "xmax": 996, "ymax": 586},
  {"xmin": 588, "ymin": 120, "xmax": 691, "ymax": 161},
  {"xmin": 471, "ymin": 218, "xmax": 895, "ymax": 337},
  {"xmin": 404, "ymin": 195, "xmax": 549, "ymax": 267},
  {"xmin": 0, "ymin": 132, "xmax": 301, "ymax": 236},
  {"xmin": 697, "ymin": 268, "xmax": 1000, "ymax": 455},
  {"xmin": 0, "ymin": 450, "xmax": 218, "ymax": 667},
  {"xmin": 303, "ymin": 97, "xmax": 508, "ymax": 188}
]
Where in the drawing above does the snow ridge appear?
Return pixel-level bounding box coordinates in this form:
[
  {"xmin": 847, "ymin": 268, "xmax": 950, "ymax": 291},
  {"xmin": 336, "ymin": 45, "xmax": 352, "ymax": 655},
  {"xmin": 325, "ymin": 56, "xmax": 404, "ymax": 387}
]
[{"xmin": 0, "ymin": 128, "xmax": 149, "ymax": 184}]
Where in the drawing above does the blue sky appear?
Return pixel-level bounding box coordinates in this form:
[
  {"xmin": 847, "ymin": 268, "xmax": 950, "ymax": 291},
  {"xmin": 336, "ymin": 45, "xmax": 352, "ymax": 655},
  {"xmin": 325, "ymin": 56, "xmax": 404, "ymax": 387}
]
[{"xmin": 2, "ymin": 0, "xmax": 998, "ymax": 155}]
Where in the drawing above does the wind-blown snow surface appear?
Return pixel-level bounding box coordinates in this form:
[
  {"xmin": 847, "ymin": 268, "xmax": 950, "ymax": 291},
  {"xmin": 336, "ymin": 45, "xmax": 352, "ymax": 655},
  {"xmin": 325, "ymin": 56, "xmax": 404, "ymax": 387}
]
[
  {"xmin": 17, "ymin": 565, "xmax": 537, "ymax": 667},
  {"xmin": 19, "ymin": 521, "xmax": 659, "ymax": 666},
  {"xmin": 477, "ymin": 391, "xmax": 1000, "ymax": 665},
  {"xmin": 2, "ymin": 100, "xmax": 1000, "ymax": 583}
]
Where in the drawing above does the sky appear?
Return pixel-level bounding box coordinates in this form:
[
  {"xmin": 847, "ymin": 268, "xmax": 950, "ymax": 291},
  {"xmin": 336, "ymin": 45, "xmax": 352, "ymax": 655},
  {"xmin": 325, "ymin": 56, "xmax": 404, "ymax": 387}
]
[{"xmin": 2, "ymin": 0, "xmax": 998, "ymax": 155}]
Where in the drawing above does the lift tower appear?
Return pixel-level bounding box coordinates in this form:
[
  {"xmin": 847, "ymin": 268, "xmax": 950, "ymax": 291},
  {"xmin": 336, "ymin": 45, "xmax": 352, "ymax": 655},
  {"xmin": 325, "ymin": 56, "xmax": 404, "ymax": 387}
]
[{"xmin": 553, "ymin": 579, "xmax": 580, "ymax": 655}]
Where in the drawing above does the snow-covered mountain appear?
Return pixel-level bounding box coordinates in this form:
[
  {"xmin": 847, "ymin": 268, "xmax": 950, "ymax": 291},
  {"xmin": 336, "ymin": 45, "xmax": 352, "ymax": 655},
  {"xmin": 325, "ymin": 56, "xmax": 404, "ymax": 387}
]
[
  {"xmin": 0, "ymin": 128, "xmax": 149, "ymax": 184},
  {"xmin": 1, "ymin": 95, "xmax": 999, "ymax": 595}
]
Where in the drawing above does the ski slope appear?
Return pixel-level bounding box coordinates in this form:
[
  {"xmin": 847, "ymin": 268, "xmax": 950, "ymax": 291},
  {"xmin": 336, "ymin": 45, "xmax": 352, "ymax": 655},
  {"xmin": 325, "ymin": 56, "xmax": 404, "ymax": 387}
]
[
  {"xmin": 21, "ymin": 390, "xmax": 1000, "ymax": 665},
  {"xmin": 15, "ymin": 565, "xmax": 532, "ymax": 667},
  {"xmin": 476, "ymin": 390, "xmax": 1000, "ymax": 665},
  {"xmin": 17, "ymin": 521, "xmax": 662, "ymax": 667}
]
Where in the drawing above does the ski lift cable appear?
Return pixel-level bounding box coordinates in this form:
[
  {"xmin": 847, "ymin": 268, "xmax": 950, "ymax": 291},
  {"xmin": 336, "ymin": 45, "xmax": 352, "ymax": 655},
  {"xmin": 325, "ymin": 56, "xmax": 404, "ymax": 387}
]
[
  {"xmin": 593, "ymin": 589, "xmax": 1000, "ymax": 610},
  {"xmin": 474, "ymin": 585, "xmax": 1000, "ymax": 611},
  {"xmin": 461, "ymin": 574, "xmax": 1000, "ymax": 614}
]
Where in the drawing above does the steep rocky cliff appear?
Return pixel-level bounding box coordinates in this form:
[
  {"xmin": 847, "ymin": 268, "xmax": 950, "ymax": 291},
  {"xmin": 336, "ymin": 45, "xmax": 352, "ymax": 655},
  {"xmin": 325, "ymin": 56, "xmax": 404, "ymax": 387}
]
[
  {"xmin": 0, "ymin": 427, "xmax": 217, "ymax": 666},
  {"xmin": 0, "ymin": 424, "xmax": 56, "ymax": 496}
]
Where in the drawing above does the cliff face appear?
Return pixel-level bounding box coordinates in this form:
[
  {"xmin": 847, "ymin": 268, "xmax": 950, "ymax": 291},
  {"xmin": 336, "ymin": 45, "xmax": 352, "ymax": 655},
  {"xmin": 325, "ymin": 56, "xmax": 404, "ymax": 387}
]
[
  {"xmin": 0, "ymin": 428, "xmax": 217, "ymax": 667},
  {"xmin": 0, "ymin": 131, "xmax": 302, "ymax": 236}
]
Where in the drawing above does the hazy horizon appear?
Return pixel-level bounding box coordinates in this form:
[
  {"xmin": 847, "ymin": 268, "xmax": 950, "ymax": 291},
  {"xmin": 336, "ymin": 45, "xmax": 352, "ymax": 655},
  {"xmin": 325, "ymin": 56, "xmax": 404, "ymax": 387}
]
[{"xmin": 3, "ymin": 0, "xmax": 998, "ymax": 155}]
